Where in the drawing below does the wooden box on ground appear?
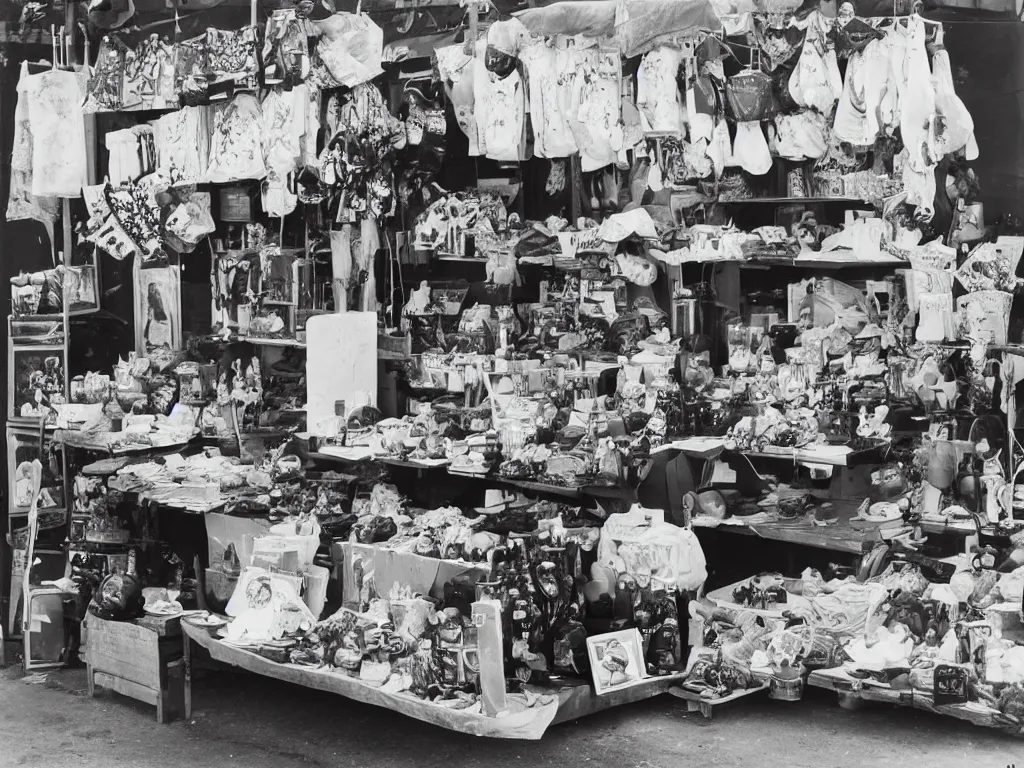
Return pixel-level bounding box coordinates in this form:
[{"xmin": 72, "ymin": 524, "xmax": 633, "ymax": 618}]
[{"xmin": 84, "ymin": 614, "xmax": 189, "ymax": 723}]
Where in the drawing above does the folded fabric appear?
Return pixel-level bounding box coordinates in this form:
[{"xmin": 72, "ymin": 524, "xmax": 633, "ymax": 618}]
[{"xmin": 598, "ymin": 208, "xmax": 659, "ymax": 242}]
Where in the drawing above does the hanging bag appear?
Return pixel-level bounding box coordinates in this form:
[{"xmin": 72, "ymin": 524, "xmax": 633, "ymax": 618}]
[{"xmin": 725, "ymin": 69, "xmax": 776, "ymax": 123}]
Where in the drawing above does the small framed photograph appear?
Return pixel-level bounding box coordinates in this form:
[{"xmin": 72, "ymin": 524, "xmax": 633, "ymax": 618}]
[
  {"xmin": 7, "ymin": 428, "xmax": 65, "ymax": 515},
  {"xmin": 133, "ymin": 262, "xmax": 182, "ymax": 356},
  {"xmin": 9, "ymin": 343, "xmax": 65, "ymax": 422},
  {"xmin": 587, "ymin": 629, "xmax": 648, "ymax": 695}
]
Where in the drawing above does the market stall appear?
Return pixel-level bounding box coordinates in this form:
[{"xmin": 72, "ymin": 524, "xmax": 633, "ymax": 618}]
[{"xmin": 3, "ymin": 0, "xmax": 1024, "ymax": 742}]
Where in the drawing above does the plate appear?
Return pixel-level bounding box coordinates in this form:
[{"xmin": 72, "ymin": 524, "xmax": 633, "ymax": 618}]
[
  {"xmin": 145, "ymin": 607, "xmax": 183, "ymax": 617},
  {"xmin": 144, "ymin": 599, "xmax": 183, "ymax": 616}
]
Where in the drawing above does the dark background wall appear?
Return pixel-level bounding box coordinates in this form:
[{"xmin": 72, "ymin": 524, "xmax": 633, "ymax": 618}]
[{"xmin": 945, "ymin": 22, "xmax": 1024, "ymax": 223}]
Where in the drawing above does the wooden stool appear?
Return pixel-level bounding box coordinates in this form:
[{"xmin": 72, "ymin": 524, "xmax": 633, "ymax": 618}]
[{"xmin": 85, "ymin": 614, "xmax": 190, "ymax": 723}]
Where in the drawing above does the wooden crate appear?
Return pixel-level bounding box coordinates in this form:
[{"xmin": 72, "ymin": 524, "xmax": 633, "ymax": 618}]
[{"xmin": 85, "ymin": 614, "xmax": 189, "ymax": 723}]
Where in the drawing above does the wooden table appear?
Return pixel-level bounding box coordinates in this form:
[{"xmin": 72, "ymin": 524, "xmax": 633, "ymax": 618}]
[
  {"xmin": 808, "ymin": 667, "xmax": 1024, "ymax": 737},
  {"xmin": 181, "ymin": 621, "xmax": 679, "ymax": 739},
  {"xmin": 692, "ymin": 499, "xmax": 888, "ymax": 557}
]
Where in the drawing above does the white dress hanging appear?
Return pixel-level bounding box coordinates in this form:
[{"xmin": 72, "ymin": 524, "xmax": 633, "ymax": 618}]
[
  {"xmin": 6, "ymin": 62, "xmax": 59, "ymax": 235},
  {"xmin": 637, "ymin": 46, "xmax": 685, "ymax": 135},
  {"xmin": 789, "ymin": 38, "xmax": 836, "ymax": 114},
  {"xmin": 732, "ymin": 121, "xmax": 772, "ymax": 176},
  {"xmin": 22, "ymin": 68, "xmax": 90, "ymax": 197},
  {"xmin": 931, "ymin": 47, "xmax": 975, "ymax": 159}
]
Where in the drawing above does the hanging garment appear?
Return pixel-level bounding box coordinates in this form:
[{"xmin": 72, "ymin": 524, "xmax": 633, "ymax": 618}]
[
  {"xmin": 174, "ymin": 34, "xmax": 209, "ymax": 106},
  {"xmin": 331, "ymin": 224, "xmax": 354, "ymax": 311},
  {"xmin": 931, "ymin": 47, "xmax": 975, "ymax": 159},
  {"xmin": 685, "ymin": 74, "xmax": 714, "ymax": 145},
  {"xmin": 789, "ymin": 37, "xmax": 836, "ymax": 114},
  {"xmin": 262, "ymin": 172, "xmax": 297, "ymax": 218},
  {"xmin": 520, "ymin": 39, "xmax": 578, "ymax": 158},
  {"xmin": 82, "ymin": 36, "xmax": 129, "ymax": 112},
  {"xmin": 731, "ymin": 121, "xmax": 772, "ymax": 176},
  {"xmin": 482, "ymin": 68, "xmax": 526, "ymax": 162},
  {"xmin": 314, "ymin": 12, "xmax": 384, "ymax": 89},
  {"xmin": 436, "ymin": 43, "xmax": 478, "ymax": 155},
  {"xmin": 207, "ymin": 93, "xmax": 267, "ymax": 183},
  {"xmin": 358, "ymin": 218, "xmax": 380, "ymax": 313},
  {"xmin": 575, "ymin": 44, "xmax": 622, "ymax": 171},
  {"xmin": 823, "ymin": 47, "xmax": 842, "ymax": 103},
  {"xmin": 726, "ymin": 69, "xmax": 775, "ymax": 122},
  {"xmin": 152, "ymin": 106, "xmax": 210, "ymax": 186},
  {"xmin": 917, "ymin": 292, "xmax": 955, "ymax": 343},
  {"xmin": 22, "ymin": 68, "xmax": 90, "ymax": 197},
  {"xmin": 396, "ymin": 88, "xmax": 447, "ymax": 203},
  {"xmin": 833, "ymin": 47, "xmax": 867, "ymax": 144},
  {"xmin": 903, "ymin": 162, "xmax": 937, "ymax": 218},
  {"xmin": 708, "ymin": 119, "xmax": 731, "ymax": 178},
  {"xmin": 470, "ymin": 39, "xmax": 493, "ymax": 157},
  {"xmin": 261, "ymin": 87, "xmax": 304, "ymax": 178},
  {"xmin": 22, "ymin": 68, "xmax": 90, "ymax": 198},
  {"xmin": 262, "ymin": 8, "xmax": 310, "ymax": 88},
  {"xmin": 105, "ymin": 125, "xmax": 156, "ymax": 185},
  {"xmin": 773, "ymin": 111, "xmax": 827, "ymax": 160},
  {"xmin": 833, "ymin": 37, "xmax": 889, "ymax": 146},
  {"xmin": 205, "ymin": 26, "xmax": 260, "ymax": 95},
  {"xmin": 754, "ymin": 19, "xmax": 806, "ymax": 71},
  {"xmin": 901, "ymin": 19, "xmax": 937, "ymax": 175},
  {"xmin": 6, "ymin": 62, "xmax": 59, "ymax": 235},
  {"xmin": 880, "ymin": 24, "xmax": 910, "ymax": 135},
  {"xmin": 122, "ymin": 35, "xmax": 176, "ymax": 110},
  {"xmin": 298, "ymin": 84, "xmax": 321, "ymax": 168},
  {"xmin": 637, "ymin": 46, "xmax": 685, "ymax": 135}
]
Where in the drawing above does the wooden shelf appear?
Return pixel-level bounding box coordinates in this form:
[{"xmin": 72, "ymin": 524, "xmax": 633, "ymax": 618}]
[
  {"xmin": 0, "ymin": 22, "xmax": 53, "ymax": 44},
  {"xmin": 692, "ymin": 498, "xmax": 885, "ymax": 556},
  {"xmin": 717, "ymin": 197, "xmax": 868, "ymax": 205},
  {"xmin": 240, "ymin": 336, "xmax": 306, "ymax": 348},
  {"xmin": 680, "ymin": 257, "xmax": 905, "ymax": 269}
]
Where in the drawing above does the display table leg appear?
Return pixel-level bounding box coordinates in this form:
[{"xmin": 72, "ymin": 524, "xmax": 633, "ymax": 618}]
[{"xmin": 182, "ymin": 631, "xmax": 192, "ymax": 719}]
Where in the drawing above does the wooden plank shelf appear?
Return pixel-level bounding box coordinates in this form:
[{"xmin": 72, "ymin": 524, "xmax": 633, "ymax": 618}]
[
  {"xmin": 808, "ymin": 667, "xmax": 1024, "ymax": 737},
  {"xmin": 668, "ymin": 682, "xmax": 770, "ymax": 719},
  {"xmin": 181, "ymin": 621, "xmax": 679, "ymax": 740}
]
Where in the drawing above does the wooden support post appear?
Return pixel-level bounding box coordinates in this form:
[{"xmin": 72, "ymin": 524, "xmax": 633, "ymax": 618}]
[{"xmin": 464, "ymin": 0, "xmax": 479, "ymax": 56}]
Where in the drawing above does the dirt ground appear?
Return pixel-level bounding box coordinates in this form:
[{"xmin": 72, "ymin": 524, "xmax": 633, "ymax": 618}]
[{"xmin": 0, "ymin": 660, "xmax": 1020, "ymax": 768}]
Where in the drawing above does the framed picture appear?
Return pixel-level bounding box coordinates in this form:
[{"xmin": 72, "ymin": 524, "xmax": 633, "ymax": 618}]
[
  {"xmin": 7, "ymin": 428, "xmax": 65, "ymax": 515},
  {"xmin": 65, "ymin": 261, "xmax": 100, "ymax": 316},
  {"xmin": 10, "ymin": 268, "xmax": 64, "ymax": 317},
  {"xmin": 134, "ymin": 262, "xmax": 182, "ymax": 357},
  {"xmin": 587, "ymin": 629, "xmax": 648, "ymax": 696},
  {"xmin": 8, "ymin": 342, "xmax": 65, "ymax": 422},
  {"xmin": 8, "ymin": 315, "xmax": 64, "ymax": 346},
  {"xmin": 261, "ymin": 248, "xmax": 300, "ymax": 305}
]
